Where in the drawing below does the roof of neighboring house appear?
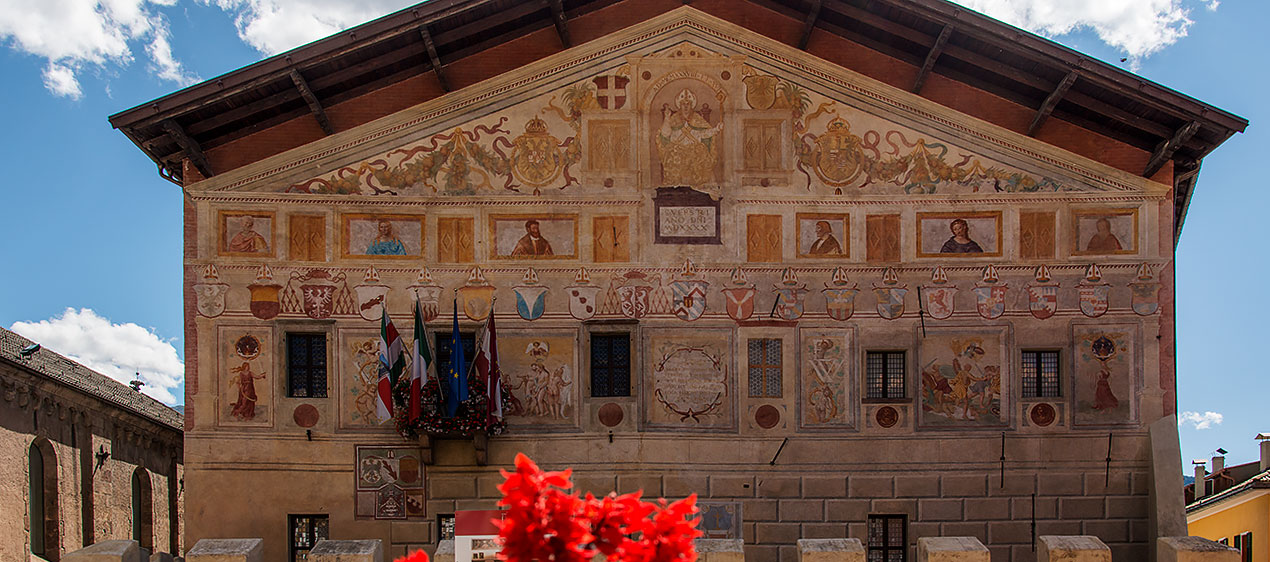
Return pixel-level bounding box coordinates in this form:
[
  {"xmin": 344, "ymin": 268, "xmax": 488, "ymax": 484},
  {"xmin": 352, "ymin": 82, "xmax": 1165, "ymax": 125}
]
[
  {"xmin": 107, "ymin": 0, "xmax": 1246, "ymax": 241},
  {"xmin": 0, "ymin": 327, "xmax": 183, "ymax": 432},
  {"xmin": 1186, "ymin": 461, "xmax": 1270, "ymax": 513}
]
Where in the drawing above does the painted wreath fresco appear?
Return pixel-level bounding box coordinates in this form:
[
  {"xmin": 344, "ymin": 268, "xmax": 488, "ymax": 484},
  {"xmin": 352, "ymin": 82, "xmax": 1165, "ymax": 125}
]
[
  {"xmin": 919, "ymin": 327, "xmax": 1006, "ymax": 428},
  {"xmin": 800, "ymin": 330, "xmax": 854, "ymax": 429},
  {"xmin": 220, "ymin": 327, "xmax": 272, "ymax": 427},
  {"xmin": 499, "ymin": 333, "xmax": 577, "ymax": 427},
  {"xmin": 276, "ymin": 40, "xmax": 1092, "ymax": 198},
  {"xmin": 645, "ymin": 330, "xmax": 732, "ymax": 429},
  {"xmin": 1073, "ymin": 324, "xmax": 1136, "ymax": 426}
]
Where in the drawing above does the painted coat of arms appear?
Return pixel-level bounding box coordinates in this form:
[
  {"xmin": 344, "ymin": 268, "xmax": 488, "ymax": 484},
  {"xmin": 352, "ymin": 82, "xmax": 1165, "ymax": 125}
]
[
  {"xmin": 772, "ymin": 268, "xmax": 808, "ymax": 321},
  {"xmin": 458, "ymin": 267, "xmax": 496, "ymax": 321},
  {"xmin": 509, "ymin": 117, "xmax": 568, "ymax": 190},
  {"xmin": 566, "ymin": 268, "xmax": 601, "ymax": 320},
  {"xmin": 1129, "ymin": 264, "xmax": 1160, "ymax": 316},
  {"xmin": 1027, "ymin": 264, "xmax": 1058, "ymax": 320},
  {"xmin": 810, "ymin": 118, "xmax": 866, "ymax": 187},
  {"xmin": 283, "ymin": 269, "xmax": 355, "ymax": 320},
  {"xmin": 193, "ymin": 265, "xmax": 229, "ymax": 318},
  {"xmin": 972, "ymin": 264, "xmax": 1007, "ymax": 320},
  {"xmin": 407, "ymin": 268, "xmax": 441, "ymax": 322},
  {"xmin": 513, "ymin": 268, "xmax": 548, "ymax": 321},
  {"xmin": 671, "ymin": 260, "xmax": 709, "ymax": 321},
  {"xmin": 354, "ymin": 266, "xmax": 390, "ymax": 321},
  {"xmin": 721, "ymin": 268, "xmax": 756, "ymax": 322},
  {"xmin": 592, "ymin": 75, "xmax": 629, "ymax": 109},
  {"xmin": 1078, "ymin": 264, "xmax": 1109, "ymax": 318},
  {"xmin": 248, "ymin": 265, "xmax": 282, "ymax": 320},
  {"xmin": 921, "ymin": 266, "xmax": 956, "ymax": 320},
  {"xmin": 873, "ymin": 267, "xmax": 907, "ymax": 320},
  {"xmin": 821, "ymin": 267, "xmax": 858, "ymax": 321}
]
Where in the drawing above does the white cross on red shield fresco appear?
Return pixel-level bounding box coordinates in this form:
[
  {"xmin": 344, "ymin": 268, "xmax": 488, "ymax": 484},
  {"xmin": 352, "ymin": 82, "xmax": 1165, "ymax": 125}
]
[{"xmin": 592, "ymin": 75, "xmax": 629, "ymax": 109}]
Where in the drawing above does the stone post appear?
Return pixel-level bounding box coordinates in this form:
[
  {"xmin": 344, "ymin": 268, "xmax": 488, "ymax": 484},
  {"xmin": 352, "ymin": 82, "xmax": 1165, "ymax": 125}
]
[
  {"xmin": 695, "ymin": 539, "xmax": 744, "ymax": 562},
  {"xmin": 798, "ymin": 538, "xmax": 865, "ymax": 562},
  {"xmin": 308, "ymin": 539, "xmax": 383, "ymax": 562},
  {"xmin": 434, "ymin": 540, "xmax": 456, "ymax": 562},
  {"xmin": 151, "ymin": 553, "xmax": 176, "ymax": 562},
  {"xmin": 185, "ymin": 538, "xmax": 264, "ymax": 562},
  {"xmin": 1036, "ymin": 536, "xmax": 1110, "ymax": 562},
  {"xmin": 63, "ymin": 540, "xmax": 142, "ymax": 562},
  {"xmin": 916, "ymin": 537, "xmax": 989, "ymax": 562},
  {"xmin": 1158, "ymin": 537, "xmax": 1240, "ymax": 562}
]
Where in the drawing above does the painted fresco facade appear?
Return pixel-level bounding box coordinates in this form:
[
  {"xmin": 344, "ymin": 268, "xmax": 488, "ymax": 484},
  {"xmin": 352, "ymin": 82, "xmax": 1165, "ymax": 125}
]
[{"xmin": 181, "ymin": 9, "xmax": 1175, "ymax": 561}]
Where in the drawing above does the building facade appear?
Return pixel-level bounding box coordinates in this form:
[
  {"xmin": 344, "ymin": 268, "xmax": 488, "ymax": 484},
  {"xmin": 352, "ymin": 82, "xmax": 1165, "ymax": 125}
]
[
  {"xmin": 0, "ymin": 327, "xmax": 184, "ymax": 561},
  {"xmin": 109, "ymin": 1, "xmax": 1246, "ymax": 561}
]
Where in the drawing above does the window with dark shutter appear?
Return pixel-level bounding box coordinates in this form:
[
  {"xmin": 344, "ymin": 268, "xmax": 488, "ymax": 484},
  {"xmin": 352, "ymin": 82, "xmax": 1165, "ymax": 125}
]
[
  {"xmin": 591, "ymin": 334, "xmax": 631, "ymax": 398},
  {"xmin": 747, "ymin": 338, "xmax": 782, "ymax": 398},
  {"xmin": 867, "ymin": 514, "xmax": 906, "ymax": 561},
  {"xmin": 289, "ymin": 514, "xmax": 329, "ymax": 561},
  {"xmin": 286, "ymin": 333, "xmax": 327, "ymax": 398},
  {"xmin": 1022, "ymin": 350, "xmax": 1061, "ymax": 398},
  {"xmin": 866, "ymin": 351, "xmax": 906, "ymax": 400}
]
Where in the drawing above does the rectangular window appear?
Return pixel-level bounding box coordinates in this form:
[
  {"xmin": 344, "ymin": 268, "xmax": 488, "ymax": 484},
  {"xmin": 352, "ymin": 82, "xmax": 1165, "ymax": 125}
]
[
  {"xmin": 289, "ymin": 514, "xmax": 329, "ymax": 562},
  {"xmin": 747, "ymin": 338, "xmax": 782, "ymax": 398},
  {"xmin": 1235, "ymin": 532, "xmax": 1251, "ymax": 562},
  {"xmin": 434, "ymin": 332, "xmax": 477, "ymax": 378},
  {"xmin": 437, "ymin": 513, "xmax": 456, "ymax": 542},
  {"xmin": 1021, "ymin": 350, "xmax": 1061, "ymax": 398},
  {"xmin": 866, "ymin": 351, "xmax": 906, "ymax": 400},
  {"xmin": 590, "ymin": 334, "xmax": 631, "ymax": 398},
  {"xmin": 867, "ymin": 514, "xmax": 906, "ymax": 562},
  {"xmin": 286, "ymin": 333, "xmax": 327, "ymax": 398}
]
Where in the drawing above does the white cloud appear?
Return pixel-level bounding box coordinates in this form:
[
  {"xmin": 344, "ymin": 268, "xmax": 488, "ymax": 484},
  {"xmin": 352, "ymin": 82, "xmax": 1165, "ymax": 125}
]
[
  {"xmin": 199, "ymin": 0, "xmax": 416, "ymax": 56},
  {"xmin": 0, "ymin": 0, "xmax": 198, "ymax": 98},
  {"xmin": 951, "ymin": 0, "xmax": 1215, "ymax": 65},
  {"xmin": 10, "ymin": 308, "xmax": 183, "ymax": 405},
  {"xmin": 1179, "ymin": 410, "xmax": 1224, "ymax": 430}
]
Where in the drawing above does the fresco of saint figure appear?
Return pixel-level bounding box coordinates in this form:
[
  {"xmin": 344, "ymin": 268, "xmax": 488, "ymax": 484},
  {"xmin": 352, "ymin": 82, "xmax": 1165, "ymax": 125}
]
[
  {"xmin": 655, "ymin": 88, "xmax": 723, "ymax": 185},
  {"xmin": 940, "ymin": 218, "xmax": 984, "ymax": 254},
  {"xmin": 1085, "ymin": 217, "xmax": 1123, "ymax": 252},
  {"xmin": 227, "ymin": 216, "xmax": 269, "ymax": 253},
  {"xmin": 510, "ymin": 219, "xmax": 554, "ymax": 257},
  {"xmin": 229, "ymin": 361, "xmax": 266, "ymax": 420},
  {"xmin": 808, "ymin": 221, "xmax": 843, "ymax": 255},
  {"xmin": 366, "ymin": 220, "xmax": 407, "ymax": 255}
]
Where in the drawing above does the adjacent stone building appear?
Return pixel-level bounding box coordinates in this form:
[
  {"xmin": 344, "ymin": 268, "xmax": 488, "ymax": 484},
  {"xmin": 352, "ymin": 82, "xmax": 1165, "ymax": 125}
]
[
  {"xmin": 0, "ymin": 327, "xmax": 184, "ymax": 560},
  {"xmin": 108, "ymin": 1, "xmax": 1246, "ymax": 561}
]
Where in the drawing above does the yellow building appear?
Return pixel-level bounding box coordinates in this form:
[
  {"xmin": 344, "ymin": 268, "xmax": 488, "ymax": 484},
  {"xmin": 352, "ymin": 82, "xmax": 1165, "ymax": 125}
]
[{"xmin": 1186, "ymin": 436, "xmax": 1270, "ymax": 562}]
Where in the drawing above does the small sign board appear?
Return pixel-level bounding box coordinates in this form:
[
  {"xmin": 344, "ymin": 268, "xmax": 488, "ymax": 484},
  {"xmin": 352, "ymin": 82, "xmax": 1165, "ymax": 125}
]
[{"xmin": 455, "ymin": 509, "xmax": 506, "ymax": 562}]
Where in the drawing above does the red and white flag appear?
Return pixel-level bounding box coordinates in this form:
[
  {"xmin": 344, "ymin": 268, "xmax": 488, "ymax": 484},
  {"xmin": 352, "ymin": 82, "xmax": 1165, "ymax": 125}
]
[
  {"xmin": 377, "ymin": 307, "xmax": 405, "ymax": 422},
  {"xmin": 472, "ymin": 308, "xmax": 504, "ymax": 424}
]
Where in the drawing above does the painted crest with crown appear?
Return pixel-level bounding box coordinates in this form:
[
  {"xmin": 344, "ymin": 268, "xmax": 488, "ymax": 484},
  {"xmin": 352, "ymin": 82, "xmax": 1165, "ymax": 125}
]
[
  {"xmin": 972, "ymin": 264, "xmax": 1008, "ymax": 319},
  {"xmin": 1027, "ymin": 264, "xmax": 1059, "ymax": 320},
  {"xmin": 873, "ymin": 267, "xmax": 908, "ymax": 320},
  {"xmin": 921, "ymin": 266, "xmax": 958, "ymax": 320},
  {"xmin": 721, "ymin": 268, "xmax": 756, "ymax": 322},
  {"xmin": 510, "ymin": 117, "xmax": 567, "ymax": 189},
  {"xmin": 671, "ymin": 260, "xmax": 709, "ymax": 321},
  {"xmin": 822, "ymin": 267, "xmax": 859, "ymax": 321},
  {"xmin": 513, "ymin": 267, "xmax": 549, "ymax": 321},
  {"xmin": 812, "ymin": 117, "xmax": 866, "ymax": 187}
]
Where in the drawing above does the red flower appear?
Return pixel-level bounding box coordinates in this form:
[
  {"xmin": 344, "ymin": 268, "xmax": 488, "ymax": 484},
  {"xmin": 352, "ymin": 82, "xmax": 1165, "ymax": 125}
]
[
  {"xmin": 394, "ymin": 551, "xmax": 430, "ymax": 562},
  {"xmin": 495, "ymin": 454, "xmax": 701, "ymax": 562}
]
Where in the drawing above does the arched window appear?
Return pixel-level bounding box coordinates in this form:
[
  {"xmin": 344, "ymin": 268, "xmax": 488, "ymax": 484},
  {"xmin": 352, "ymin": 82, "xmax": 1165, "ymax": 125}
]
[
  {"xmin": 131, "ymin": 467, "xmax": 153, "ymax": 551},
  {"xmin": 29, "ymin": 439, "xmax": 58, "ymax": 561}
]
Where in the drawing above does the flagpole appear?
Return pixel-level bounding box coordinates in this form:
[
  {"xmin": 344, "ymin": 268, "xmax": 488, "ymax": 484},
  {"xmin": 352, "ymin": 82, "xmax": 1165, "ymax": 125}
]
[{"xmin": 463, "ymin": 297, "xmax": 495, "ymax": 385}]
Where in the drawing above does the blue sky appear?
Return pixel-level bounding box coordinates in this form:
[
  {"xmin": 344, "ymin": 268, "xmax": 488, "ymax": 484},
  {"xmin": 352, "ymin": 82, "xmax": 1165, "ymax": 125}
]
[{"xmin": 0, "ymin": 0, "xmax": 1261, "ymax": 472}]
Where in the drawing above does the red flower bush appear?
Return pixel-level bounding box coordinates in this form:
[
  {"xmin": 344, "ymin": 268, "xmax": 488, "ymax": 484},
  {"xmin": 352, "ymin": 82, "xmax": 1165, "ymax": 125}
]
[
  {"xmin": 395, "ymin": 550, "xmax": 431, "ymax": 562},
  {"xmin": 496, "ymin": 453, "xmax": 702, "ymax": 562}
]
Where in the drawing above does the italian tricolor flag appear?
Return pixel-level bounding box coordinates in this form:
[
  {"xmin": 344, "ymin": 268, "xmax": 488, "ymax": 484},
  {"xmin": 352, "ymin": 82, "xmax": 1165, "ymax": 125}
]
[{"xmin": 409, "ymin": 297, "xmax": 435, "ymax": 423}]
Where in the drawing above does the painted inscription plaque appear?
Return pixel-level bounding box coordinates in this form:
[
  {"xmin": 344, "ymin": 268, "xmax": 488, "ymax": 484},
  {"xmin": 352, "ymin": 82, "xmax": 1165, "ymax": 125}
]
[
  {"xmin": 799, "ymin": 329, "xmax": 855, "ymax": 429},
  {"xmin": 918, "ymin": 326, "xmax": 1007, "ymax": 428},
  {"xmin": 1073, "ymin": 324, "xmax": 1136, "ymax": 426},
  {"xmin": 354, "ymin": 446, "xmax": 425, "ymax": 520},
  {"xmin": 653, "ymin": 187, "xmax": 721, "ymax": 244},
  {"xmin": 645, "ymin": 330, "xmax": 732, "ymax": 429},
  {"xmin": 499, "ymin": 332, "xmax": 577, "ymax": 427}
]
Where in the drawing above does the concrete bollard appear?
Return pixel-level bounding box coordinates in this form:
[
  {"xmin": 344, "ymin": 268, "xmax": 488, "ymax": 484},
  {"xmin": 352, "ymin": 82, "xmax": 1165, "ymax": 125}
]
[
  {"xmin": 1037, "ymin": 536, "xmax": 1110, "ymax": 561},
  {"xmin": 1158, "ymin": 537, "xmax": 1240, "ymax": 562},
  {"xmin": 308, "ymin": 539, "xmax": 383, "ymax": 562},
  {"xmin": 695, "ymin": 539, "xmax": 744, "ymax": 562},
  {"xmin": 63, "ymin": 540, "xmax": 142, "ymax": 562},
  {"xmin": 798, "ymin": 538, "xmax": 865, "ymax": 562},
  {"xmin": 434, "ymin": 540, "xmax": 455, "ymax": 562},
  {"xmin": 150, "ymin": 553, "xmax": 176, "ymax": 562},
  {"xmin": 185, "ymin": 538, "xmax": 264, "ymax": 562},
  {"xmin": 916, "ymin": 537, "xmax": 989, "ymax": 562}
]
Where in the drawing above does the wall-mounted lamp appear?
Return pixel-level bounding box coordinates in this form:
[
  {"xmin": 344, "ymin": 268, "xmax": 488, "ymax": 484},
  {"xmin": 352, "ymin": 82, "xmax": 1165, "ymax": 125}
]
[
  {"xmin": 94, "ymin": 446, "xmax": 110, "ymax": 470},
  {"xmin": 306, "ymin": 429, "xmax": 313, "ymax": 442}
]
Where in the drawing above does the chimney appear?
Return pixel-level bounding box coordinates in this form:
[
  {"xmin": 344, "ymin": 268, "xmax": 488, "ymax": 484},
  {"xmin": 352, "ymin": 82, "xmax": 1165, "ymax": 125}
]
[
  {"xmin": 1193, "ymin": 460, "xmax": 1208, "ymax": 499},
  {"xmin": 1259, "ymin": 433, "xmax": 1270, "ymax": 472},
  {"xmin": 1212, "ymin": 454, "xmax": 1225, "ymax": 474}
]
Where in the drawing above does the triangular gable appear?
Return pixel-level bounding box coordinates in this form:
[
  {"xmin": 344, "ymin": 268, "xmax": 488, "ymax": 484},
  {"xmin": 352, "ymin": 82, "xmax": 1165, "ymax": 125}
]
[{"xmin": 199, "ymin": 7, "xmax": 1165, "ymax": 197}]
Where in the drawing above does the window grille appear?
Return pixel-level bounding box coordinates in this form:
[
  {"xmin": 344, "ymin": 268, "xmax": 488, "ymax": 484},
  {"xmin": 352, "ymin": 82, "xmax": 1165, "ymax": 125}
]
[
  {"xmin": 866, "ymin": 351, "xmax": 906, "ymax": 399},
  {"xmin": 591, "ymin": 334, "xmax": 631, "ymax": 397},
  {"xmin": 867, "ymin": 514, "xmax": 907, "ymax": 562},
  {"xmin": 286, "ymin": 333, "xmax": 327, "ymax": 398},
  {"xmin": 1021, "ymin": 350, "xmax": 1060, "ymax": 398},
  {"xmin": 747, "ymin": 338, "xmax": 782, "ymax": 398},
  {"xmin": 289, "ymin": 514, "xmax": 329, "ymax": 561}
]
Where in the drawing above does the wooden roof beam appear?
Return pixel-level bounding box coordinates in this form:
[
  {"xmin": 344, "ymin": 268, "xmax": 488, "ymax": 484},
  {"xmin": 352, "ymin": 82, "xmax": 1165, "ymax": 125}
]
[
  {"xmin": 1026, "ymin": 70, "xmax": 1079, "ymax": 136},
  {"xmin": 1144, "ymin": 120, "xmax": 1200, "ymax": 177},
  {"xmin": 798, "ymin": 0, "xmax": 822, "ymax": 50},
  {"xmin": 419, "ymin": 25, "xmax": 451, "ymax": 92},
  {"xmin": 548, "ymin": 0, "xmax": 572, "ymax": 48},
  {"xmin": 159, "ymin": 119, "xmax": 212, "ymax": 179},
  {"xmin": 289, "ymin": 69, "xmax": 335, "ymax": 135},
  {"xmin": 911, "ymin": 23, "xmax": 952, "ymax": 94}
]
